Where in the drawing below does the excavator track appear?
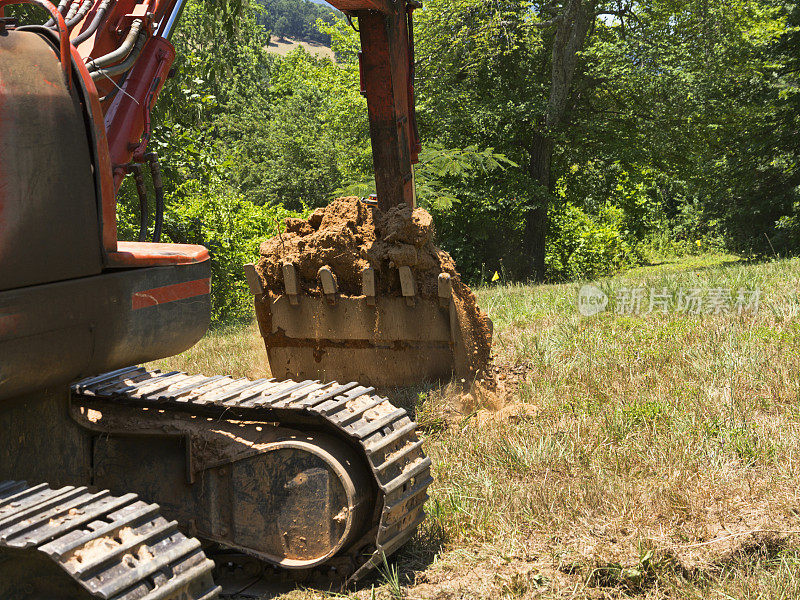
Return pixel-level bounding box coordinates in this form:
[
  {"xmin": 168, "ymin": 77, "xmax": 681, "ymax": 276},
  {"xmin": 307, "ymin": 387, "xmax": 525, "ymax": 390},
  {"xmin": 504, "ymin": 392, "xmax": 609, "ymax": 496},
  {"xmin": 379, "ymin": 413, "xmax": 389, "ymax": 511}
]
[
  {"xmin": 0, "ymin": 480, "xmax": 220, "ymax": 600},
  {"xmin": 71, "ymin": 367, "xmax": 432, "ymax": 585}
]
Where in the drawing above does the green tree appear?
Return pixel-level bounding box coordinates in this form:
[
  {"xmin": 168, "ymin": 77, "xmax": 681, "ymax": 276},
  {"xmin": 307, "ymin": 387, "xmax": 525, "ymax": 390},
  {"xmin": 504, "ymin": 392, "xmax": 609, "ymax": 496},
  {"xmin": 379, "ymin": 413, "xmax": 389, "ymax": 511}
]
[
  {"xmin": 413, "ymin": 0, "xmax": 615, "ymax": 278},
  {"xmin": 579, "ymin": 0, "xmax": 793, "ymax": 253}
]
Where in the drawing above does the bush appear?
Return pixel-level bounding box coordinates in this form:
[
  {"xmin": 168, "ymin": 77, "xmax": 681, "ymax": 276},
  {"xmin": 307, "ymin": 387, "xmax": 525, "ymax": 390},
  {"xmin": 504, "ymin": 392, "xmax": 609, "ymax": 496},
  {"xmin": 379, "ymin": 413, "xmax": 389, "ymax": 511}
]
[{"xmin": 546, "ymin": 202, "xmax": 637, "ymax": 281}]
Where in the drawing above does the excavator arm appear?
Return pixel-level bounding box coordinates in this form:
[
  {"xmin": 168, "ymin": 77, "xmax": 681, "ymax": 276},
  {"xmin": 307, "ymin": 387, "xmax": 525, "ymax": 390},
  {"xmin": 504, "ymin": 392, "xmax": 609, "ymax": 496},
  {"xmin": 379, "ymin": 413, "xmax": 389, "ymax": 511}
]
[{"xmin": 344, "ymin": 0, "xmax": 422, "ymax": 211}]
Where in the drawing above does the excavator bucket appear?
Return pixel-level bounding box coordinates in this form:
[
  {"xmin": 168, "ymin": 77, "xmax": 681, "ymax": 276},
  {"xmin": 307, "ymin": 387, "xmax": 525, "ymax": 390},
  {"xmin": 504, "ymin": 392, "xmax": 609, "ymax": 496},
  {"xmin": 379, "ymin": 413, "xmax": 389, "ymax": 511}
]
[
  {"xmin": 246, "ymin": 264, "xmax": 473, "ymax": 387},
  {"xmin": 245, "ymin": 197, "xmax": 493, "ymax": 389}
]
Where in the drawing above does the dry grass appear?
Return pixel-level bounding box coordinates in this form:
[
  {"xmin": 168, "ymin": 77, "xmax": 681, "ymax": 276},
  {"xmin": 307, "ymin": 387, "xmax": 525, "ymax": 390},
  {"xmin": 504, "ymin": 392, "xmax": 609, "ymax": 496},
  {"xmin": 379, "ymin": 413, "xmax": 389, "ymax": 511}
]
[
  {"xmin": 156, "ymin": 254, "xmax": 800, "ymax": 599},
  {"xmin": 265, "ymin": 37, "xmax": 335, "ymax": 61},
  {"xmin": 148, "ymin": 320, "xmax": 270, "ymax": 379}
]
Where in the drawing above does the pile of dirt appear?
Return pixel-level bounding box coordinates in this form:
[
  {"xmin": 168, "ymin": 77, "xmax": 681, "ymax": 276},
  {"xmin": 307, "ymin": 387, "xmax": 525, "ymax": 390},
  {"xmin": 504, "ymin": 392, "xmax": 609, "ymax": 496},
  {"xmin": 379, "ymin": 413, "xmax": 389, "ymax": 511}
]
[{"xmin": 256, "ymin": 196, "xmax": 492, "ymax": 377}]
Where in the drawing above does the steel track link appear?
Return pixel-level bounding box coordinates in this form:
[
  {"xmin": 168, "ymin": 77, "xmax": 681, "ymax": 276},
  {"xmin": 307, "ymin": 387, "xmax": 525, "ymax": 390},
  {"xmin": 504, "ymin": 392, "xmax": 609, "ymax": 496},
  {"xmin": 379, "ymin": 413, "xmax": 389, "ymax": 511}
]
[
  {"xmin": 71, "ymin": 367, "xmax": 433, "ymax": 584},
  {"xmin": 0, "ymin": 480, "xmax": 220, "ymax": 600}
]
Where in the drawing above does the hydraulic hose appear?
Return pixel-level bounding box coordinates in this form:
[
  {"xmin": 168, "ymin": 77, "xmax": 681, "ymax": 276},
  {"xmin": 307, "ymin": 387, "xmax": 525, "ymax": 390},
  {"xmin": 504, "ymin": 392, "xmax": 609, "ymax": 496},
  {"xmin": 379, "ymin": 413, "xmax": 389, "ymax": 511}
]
[
  {"xmin": 62, "ymin": 0, "xmax": 78, "ymax": 21},
  {"xmin": 86, "ymin": 17, "xmax": 141, "ymax": 71},
  {"xmin": 44, "ymin": 0, "xmax": 69, "ymax": 26},
  {"xmin": 129, "ymin": 164, "xmax": 150, "ymax": 242},
  {"xmin": 89, "ymin": 29, "xmax": 144, "ymax": 80},
  {"xmin": 145, "ymin": 153, "xmax": 163, "ymax": 243},
  {"xmin": 65, "ymin": 0, "xmax": 91, "ymax": 28},
  {"xmin": 71, "ymin": 0, "xmax": 110, "ymax": 45},
  {"xmin": 126, "ymin": 155, "xmax": 164, "ymax": 243},
  {"xmin": 64, "ymin": 0, "xmax": 91, "ymax": 29}
]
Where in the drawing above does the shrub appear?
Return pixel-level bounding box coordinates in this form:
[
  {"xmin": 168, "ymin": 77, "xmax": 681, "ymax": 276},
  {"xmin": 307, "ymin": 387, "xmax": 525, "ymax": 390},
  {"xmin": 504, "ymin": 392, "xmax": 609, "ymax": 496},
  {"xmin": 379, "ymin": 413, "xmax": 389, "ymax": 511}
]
[{"xmin": 546, "ymin": 202, "xmax": 637, "ymax": 281}]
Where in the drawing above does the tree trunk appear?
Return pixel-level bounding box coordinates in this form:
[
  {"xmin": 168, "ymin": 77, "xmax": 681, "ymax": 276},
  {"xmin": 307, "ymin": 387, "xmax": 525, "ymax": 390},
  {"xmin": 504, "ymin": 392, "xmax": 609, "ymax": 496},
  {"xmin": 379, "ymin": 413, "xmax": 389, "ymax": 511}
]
[
  {"xmin": 523, "ymin": 0, "xmax": 596, "ymax": 280},
  {"xmin": 525, "ymin": 133, "xmax": 553, "ymax": 280}
]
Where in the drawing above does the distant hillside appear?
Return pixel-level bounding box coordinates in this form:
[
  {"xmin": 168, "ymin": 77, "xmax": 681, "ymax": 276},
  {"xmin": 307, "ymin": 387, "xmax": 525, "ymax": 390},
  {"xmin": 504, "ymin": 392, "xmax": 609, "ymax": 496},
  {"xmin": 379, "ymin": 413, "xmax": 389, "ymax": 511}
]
[
  {"xmin": 258, "ymin": 0, "xmax": 341, "ymax": 45},
  {"xmin": 265, "ymin": 37, "xmax": 335, "ymax": 61}
]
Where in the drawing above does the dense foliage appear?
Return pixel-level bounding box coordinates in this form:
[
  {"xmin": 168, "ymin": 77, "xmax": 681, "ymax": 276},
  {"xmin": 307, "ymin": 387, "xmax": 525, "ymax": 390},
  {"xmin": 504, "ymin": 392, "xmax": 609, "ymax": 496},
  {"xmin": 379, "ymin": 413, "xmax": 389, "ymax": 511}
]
[{"xmin": 116, "ymin": 0, "xmax": 799, "ymax": 323}]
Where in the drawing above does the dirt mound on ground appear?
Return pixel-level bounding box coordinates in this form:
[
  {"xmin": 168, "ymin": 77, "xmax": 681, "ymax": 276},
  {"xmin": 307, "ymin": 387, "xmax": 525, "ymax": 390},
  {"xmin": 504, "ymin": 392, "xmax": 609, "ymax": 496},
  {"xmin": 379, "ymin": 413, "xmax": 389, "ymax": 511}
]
[{"xmin": 256, "ymin": 196, "xmax": 492, "ymax": 378}]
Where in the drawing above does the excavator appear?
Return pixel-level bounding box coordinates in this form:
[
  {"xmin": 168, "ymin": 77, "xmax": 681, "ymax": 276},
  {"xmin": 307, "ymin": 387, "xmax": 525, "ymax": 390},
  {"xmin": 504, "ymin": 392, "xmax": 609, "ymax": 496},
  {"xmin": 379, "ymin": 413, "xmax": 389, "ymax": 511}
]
[{"xmin": 0, "ymin": 0, "xmax": 431, "ymax": 595}]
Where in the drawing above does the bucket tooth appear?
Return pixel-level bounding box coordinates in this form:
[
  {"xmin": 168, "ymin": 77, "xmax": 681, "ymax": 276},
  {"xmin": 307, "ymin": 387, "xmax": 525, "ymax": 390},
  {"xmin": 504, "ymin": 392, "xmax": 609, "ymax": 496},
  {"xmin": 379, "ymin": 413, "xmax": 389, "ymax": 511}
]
[
  {"xmin": 437, "ymin": 272, "xmax": 452, "ymax": 308},
  {"xmin": 398, "ymin": 266, "xmax": 416, "ymax": 306},
  {"xmin": 282, "ymin": 262, "xmax": 300, "ymax": 305},
  {"xmin": 362, "ymin": 267, "xmax": 376, "ymax": 306},
  {"xmin": 243, "ymin": 263, "xmax": 264, "ymax": 296},
  {"xmin": 318, "ymin": 266, "xmax": 338, "ymax": 304}
]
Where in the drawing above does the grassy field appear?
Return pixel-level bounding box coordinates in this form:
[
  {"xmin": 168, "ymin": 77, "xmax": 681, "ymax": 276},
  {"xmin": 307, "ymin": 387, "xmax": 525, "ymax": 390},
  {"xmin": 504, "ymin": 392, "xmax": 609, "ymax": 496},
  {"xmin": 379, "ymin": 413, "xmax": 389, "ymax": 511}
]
[
  {"xmin": 152, "ymin": 254, "xmax": 800, "ymax": 599},
  {"xmin": 265, "ymin": 37, "xmax": 335, "ymax": 60}
]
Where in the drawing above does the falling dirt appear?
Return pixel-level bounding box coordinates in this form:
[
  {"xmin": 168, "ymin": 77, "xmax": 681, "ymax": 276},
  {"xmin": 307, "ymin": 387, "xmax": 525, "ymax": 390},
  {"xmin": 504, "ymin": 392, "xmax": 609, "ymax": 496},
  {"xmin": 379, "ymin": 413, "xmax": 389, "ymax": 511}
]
[
  {"xmin": 461, "ymin": 361, "xmax": 536, "ymax": 425},
  {"xmin": 415, "ymin": 360, "xmax": 537, "ymax": 429},
  {"xmin": 256, "ymin": 197, "xmax": 493, "ymax": 378}
]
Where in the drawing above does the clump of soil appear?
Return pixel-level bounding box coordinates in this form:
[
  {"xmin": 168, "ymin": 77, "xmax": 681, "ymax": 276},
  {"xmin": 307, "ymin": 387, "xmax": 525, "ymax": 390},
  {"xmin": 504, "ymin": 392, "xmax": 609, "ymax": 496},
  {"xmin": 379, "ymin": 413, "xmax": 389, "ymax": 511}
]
[{"xmin": 256, "ymin": 196, "xmax": 492, "ymax": 378}]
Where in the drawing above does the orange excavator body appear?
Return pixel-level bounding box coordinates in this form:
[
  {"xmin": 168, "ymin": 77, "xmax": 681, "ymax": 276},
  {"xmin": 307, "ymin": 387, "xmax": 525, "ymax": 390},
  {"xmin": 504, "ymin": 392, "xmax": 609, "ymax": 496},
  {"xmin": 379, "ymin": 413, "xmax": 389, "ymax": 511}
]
[{"xmin": 0, "ymin": 0, "xmax": 431, "ymax": 596}]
